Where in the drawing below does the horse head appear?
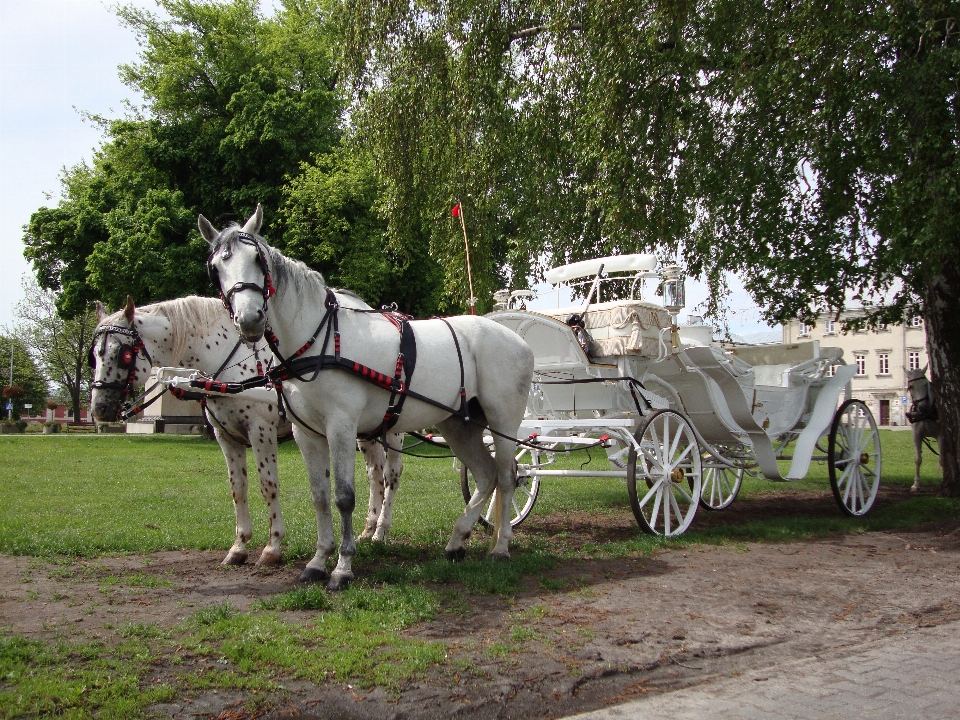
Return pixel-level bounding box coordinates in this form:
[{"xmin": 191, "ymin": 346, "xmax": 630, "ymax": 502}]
[
  {"xmin": 89, "ymin": 296, "xmax": 153, "ymax": 422},
  {"xmin": 906, "ymin": 365, "xmax": 930, "ymax": 403},
  {"xmin": 200, "ymin": 205, "xmax": 272, "ymax": 344}
]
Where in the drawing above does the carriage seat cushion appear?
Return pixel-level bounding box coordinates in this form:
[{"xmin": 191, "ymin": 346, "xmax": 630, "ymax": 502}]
[{"xmin": 535, "ymin": 300, "xmax": 670, "ymax": 357}]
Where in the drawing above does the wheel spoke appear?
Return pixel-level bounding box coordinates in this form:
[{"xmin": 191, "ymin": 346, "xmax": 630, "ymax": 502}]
[
  {"xmin": 648, "ymin": 487, "xmax": 663, "ymax": 530},
  {"xmin": 673, "ymin": 478, "xmax": 694, "ymax": 504},
  {"xmin": 638, "ymin": 477, "xmax": 665, "ymax": 509}
]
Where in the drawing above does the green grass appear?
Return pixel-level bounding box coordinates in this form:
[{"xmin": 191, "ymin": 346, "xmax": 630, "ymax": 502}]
[{"xmin": 0, "ymin": 428, "xmax": 954, "ymax": 719}]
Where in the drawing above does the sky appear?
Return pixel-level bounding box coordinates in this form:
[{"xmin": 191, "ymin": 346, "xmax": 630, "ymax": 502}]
[
  {"xmin": 0, "ymin": 0, "xmax": 150, "ymax": 329},
  {"xmin": 0, "ymin": 0, "xmax": 774, "ymax": 335}
]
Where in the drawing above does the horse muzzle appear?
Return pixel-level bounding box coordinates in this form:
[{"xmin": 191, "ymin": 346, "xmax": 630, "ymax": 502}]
[
  {"xmin": 92, "ymin": 397, "xmax": 121, "ymax": 423},
  {"xmin": 234, "ymin": 309, "xmax": 266, "ymax": 344}
]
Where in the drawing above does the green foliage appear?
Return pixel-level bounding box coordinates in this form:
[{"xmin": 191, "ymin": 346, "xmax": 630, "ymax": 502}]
[
  {"xmin": 280, "ymin": 148, "xmax": 444, "ymax": 314},
  {"xmin": 0, "ymin": 337, "xmax": 47, "ymax": 419},
  {"xmin": 24, "ymin": 0, "xmax": 343, "ymax": 317}
]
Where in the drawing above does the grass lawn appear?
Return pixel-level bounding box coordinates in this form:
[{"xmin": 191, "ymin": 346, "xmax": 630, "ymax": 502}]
[
  {"xmin": 0, "ymin": 429, "xmax": 951, "ymax": 559},
  {"xmin": 0, "ymin": 428, "xmax": 955, "ymax": 719}
]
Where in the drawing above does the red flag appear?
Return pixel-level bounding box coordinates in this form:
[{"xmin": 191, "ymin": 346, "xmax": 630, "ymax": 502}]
[{"xmin": 451, "ymin": 202, "xmax": 461, "ymax": 217}]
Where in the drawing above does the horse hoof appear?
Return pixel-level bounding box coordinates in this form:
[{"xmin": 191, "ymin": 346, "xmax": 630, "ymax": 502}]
[
  {"xmin": 489, "ymin": 552, "xmax": 510, "ymax": 562},
  {"xmin": 256, "ymin": 550, "xmax": 282, "ymax": 567},
  {"xmin": 298, "ymin": 566, "xmax": 329, "ymax": 583},
  {"xmin": 327, "ymin": 573, "xmax": 353, "ymax": 591},
  {"xmin": 446, "ymin": 547, "xmax": 467, "ymax": 562},
  {"xmin": 221, "ymin": 551, "xmax": 248, "ymax": 566}
]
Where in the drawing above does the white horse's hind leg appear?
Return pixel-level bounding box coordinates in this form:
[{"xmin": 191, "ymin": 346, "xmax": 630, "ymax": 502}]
[
  {"xmin": 358, "ymin": 439, "xmax": 385, "ymax": 541},
  {"xmin": 294, "ymin": 429, "xmax": 337, "ymax": 583},
  {"xmin": 489, "ymin": 433, "xmax": 519, "ymax": 559},
  {"xmin": 328, "ymin": 426, "xmax": 360, "ymax": 591},
  {"xmin": 214, "ymin": 430, "xmax": 252, "ymax": 565},
  {"xmin": 248, "ymin": 421, "xmax": 285, "ymax": 565},
  {"xmin": 374, "ymin": 433, "xmax": 404, "ymax": 542},
  {"xmin": 438, "ymin": 417, "xmax": 498, "ymax": 560}
]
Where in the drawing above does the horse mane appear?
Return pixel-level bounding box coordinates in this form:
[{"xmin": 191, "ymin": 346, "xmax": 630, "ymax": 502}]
[{"xmin": 101, "ymin": 296, "xmax": 226, "ymax": 363}]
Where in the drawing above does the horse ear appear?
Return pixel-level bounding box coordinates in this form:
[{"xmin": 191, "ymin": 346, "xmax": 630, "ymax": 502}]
[
  {"xmin": 921, "ymin": 364, "xmax": 928, "ymax": 376},
  {"xmin": 95, "ymin": 301, "xmax": 108, "ymax": 322},
  {"xmin": 241, "ymin": 204, "xmax": 263, "ymax": 235},
  {"xmin": 124, "ymin": 296, "xmax": 135, "ymax": 323},
  {"xmin": 198, "ymin": 214, "xmax": 219, "ymax": 245}
]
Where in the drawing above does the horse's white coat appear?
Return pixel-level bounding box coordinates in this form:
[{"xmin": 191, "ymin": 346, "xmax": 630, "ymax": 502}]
[
  {"xmin": 89, "ymin": 295, "xmax": 405, "ymax": 565},
  {"xmin": 906, "ymin": 368, "xmax": 942, "ymax": 492},
  {"xmin": 203, "ymin": 207, "xmax": 534, "ymax": 589}
]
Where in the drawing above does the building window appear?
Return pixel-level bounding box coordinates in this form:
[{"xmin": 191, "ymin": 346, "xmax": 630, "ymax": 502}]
[
  {"xmin": 909, "ymin": 351, "xmax": 921, "ymax": 371},
  {"xmin": 798, "ymin": 322, "xmax": 809, "ymax": 337},
  {"xmin": 878, "ymin": 353, "xmax": 889, "ymax": 375},
  {"xmin": 911, "ymin": 316, "xmax": 923, "ymax": 327},
  {"xmin": 824, "ymin": 319, "xmax": 836, "ymax": 335},
  {"xmin": 855, "ymin": 354, "xmax": 866, "ymax": 376},
  {"xmin": 825, "ymin": 364, "xmax": 835, "ymax": 377},
  {"xmin": 877, "ymin": 322, "xmax": 888, "ymax": 331}
]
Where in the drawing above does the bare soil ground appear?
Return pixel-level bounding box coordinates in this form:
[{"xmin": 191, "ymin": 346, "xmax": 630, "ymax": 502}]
[{"xmin": 3, "ymin": 484, "xmax": 959, "ymax": 720}]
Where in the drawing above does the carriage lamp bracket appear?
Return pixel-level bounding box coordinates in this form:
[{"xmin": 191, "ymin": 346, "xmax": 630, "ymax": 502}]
[{"xmin": 661, "ymin": 264, "xmax": 686, "ymax": 348}]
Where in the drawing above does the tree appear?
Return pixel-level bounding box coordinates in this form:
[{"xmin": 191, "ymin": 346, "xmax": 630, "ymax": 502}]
[
  {"xmin": 337, "ymin": 0, "xmax": 960, "ymax": 494},
  {"xmin": 279, "ymin": 148, "xmax": 444, "ymax": 315},
  {"xmin": 23, "ymin": 0, "xmax": 343, "ymax": 317},
  {"xmin": 12, "ymin": 277, "xmax": 99, "ymax": 423},
  {"xmin": 0, "ymin": 335, "xmax": 48, "ymax": 421}
]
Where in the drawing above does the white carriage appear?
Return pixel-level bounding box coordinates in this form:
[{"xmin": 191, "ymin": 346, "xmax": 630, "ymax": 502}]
[{"xmin": 466, "ymin": 254, "xmax": 882, "ymax": 537}]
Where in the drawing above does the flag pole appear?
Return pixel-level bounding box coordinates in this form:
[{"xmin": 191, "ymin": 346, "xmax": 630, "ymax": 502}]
[{"xmin": 454, "ymin": 200, "xmax": 476, "ymax": 314}]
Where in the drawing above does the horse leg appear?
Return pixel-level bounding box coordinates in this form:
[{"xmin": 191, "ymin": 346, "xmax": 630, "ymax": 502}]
[
  {"xmin": 293, "ymin": 430, "xmax": 337, "ymax": 583},
  {"xmin": 249, "ymin": 422, "xmax": 285, "ymax": 566},
  {"xmin": 912, "ymin": 427, "xmax": 922, "ymax": 492},
  {"xmin": 328, "ymin": 427, "xmax": 360, "ymax": 591},
  {"xmin": 357, "ymin": 439, "xmax": 385, "ymax": 541},
  {"xmin": 488, "ymin": 433, "xmax": 519, "ymax": 560},
  {"xmin": 373, "ymin": 432, "xmax": 404, "ymax": 542},
  {"xmin": 214, "ymin": 430, "xmax": 252, "ymax": 565},
  {"xmin": 437, "ymin": 417, "xmax": 498, "ymax": 560}
]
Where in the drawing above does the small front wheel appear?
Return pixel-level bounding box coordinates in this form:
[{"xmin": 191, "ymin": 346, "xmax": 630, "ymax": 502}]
[
  {"xmin": 828, "ymin": 399, "xmax": 882, "ymax": 517},
  {"xmin": 460, "ymin": 445, "xmax": 542, "ymax": 528},
  {"xmin": 699, "ymin": 462, "xmax": 744, "ymax": 510},
  {"xmin": 627, "ymin": 410, "xmax": 702, "ymax": 536}
]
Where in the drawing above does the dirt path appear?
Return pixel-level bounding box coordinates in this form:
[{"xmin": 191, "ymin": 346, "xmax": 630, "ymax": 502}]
[{"xmin": 2, "ymin": 490, "xmax": 959, "ymax": 720}]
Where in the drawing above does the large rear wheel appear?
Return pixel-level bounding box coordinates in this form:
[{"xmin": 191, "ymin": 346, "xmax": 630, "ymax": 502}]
[
  {"xmin": 460, "ymin": 445, "xmax": 542, "ymax": 528},
  {"xmin": 627, "ymin": 410, "xmax": 702, "ymax": 536},
  {"xmin": 828, "ymin": 399, "xmax": 881, "ymax": 517}
]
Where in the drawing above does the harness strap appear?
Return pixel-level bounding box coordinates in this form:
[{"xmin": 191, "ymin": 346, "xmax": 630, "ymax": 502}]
[{"xmin": 438, "ymin": 318, "xmax": 469, "ymax": 423}]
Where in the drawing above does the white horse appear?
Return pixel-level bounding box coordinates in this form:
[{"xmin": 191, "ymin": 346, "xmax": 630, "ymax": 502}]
[
  {"xmin": 89, "ymin": 296, "xmax": 406, "ymax": 567},
  {"xmin": 906, "ymin": 367, "xmax": 942, "ymax": 492},
  {"xmin": 200, "ymin": 205, "xmax": 534, "ymax": 590}
]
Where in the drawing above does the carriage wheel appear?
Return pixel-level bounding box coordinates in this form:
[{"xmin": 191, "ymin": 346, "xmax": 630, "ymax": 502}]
[
  {"xmin": 460, "ymin": 446, "xmax": 542, "ymax": 529},
  {"xmin": 828, "ymin": 399, "xmax": 882, "ymax": 517},
  {"xmin": 699, "ymin": 462, "xmax": 744, "ymax": 510},
  {"xmin": 627, "ymin": 410, "xmax": 702, "ymax": 537}
]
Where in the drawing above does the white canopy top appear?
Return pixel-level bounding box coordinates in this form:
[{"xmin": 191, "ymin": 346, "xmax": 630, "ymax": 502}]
[{"xmin": 544, "ymin": 253, "xmax": 658, "ymax": 285}]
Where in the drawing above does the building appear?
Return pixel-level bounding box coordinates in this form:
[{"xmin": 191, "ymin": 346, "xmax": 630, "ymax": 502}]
[{"xmin": 781, "ymin": 313, "xmax": 929, "ymax": 427}]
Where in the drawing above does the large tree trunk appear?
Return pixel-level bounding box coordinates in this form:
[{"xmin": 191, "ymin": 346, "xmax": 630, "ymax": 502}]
[{"xmin": 923, "ymin": 266, "xmax": 960, "ymax": 497}]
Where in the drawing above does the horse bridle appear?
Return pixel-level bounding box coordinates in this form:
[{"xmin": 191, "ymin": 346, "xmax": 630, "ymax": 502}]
[
  {"xmin": 88, "ymin": 323, "xmax": 153, "ymax": 398},
  {"xmin": 207, "ymin": 230, "xmax": 276, "ymax": 319}
]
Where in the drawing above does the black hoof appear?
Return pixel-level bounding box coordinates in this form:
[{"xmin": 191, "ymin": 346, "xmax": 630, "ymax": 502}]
[
  {"xmin": 298, "ymin": 566, "xmax": 329, "ymax": 583},
  {"xmin": 446, "ymin": 547, "xmax": 467, "ymax": 562}
]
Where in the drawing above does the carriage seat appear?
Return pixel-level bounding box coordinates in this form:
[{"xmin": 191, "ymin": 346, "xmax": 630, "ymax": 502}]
[
  {"xmin": 725, "ymin": 341, "xmax": 842, "ymax": 387},
  {"xmin": 534, "ymin": 300, "xmax": 671, "ymax": 358}
]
